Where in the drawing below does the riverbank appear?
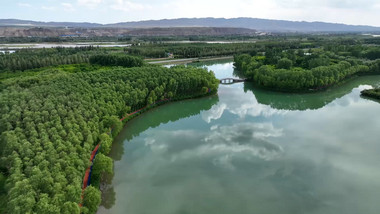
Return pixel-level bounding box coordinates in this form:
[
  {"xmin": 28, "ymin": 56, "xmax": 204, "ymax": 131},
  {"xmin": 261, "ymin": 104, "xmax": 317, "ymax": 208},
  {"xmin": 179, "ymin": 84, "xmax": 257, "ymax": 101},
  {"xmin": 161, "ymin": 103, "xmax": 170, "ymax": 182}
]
[
  {"xmin": 146, "ymin": 56, "xmax": 233, "ymax": 65},
  {"xmin": 97, "ymin": 59, "xmax": 380, "ymax": 214},
  {"xmin": 244, "ymin": 74, "xmax": 374, "ymax": 94},
  {"xmin": 93, "ymin": 91, "xmax": 218, "ymax": 212}
]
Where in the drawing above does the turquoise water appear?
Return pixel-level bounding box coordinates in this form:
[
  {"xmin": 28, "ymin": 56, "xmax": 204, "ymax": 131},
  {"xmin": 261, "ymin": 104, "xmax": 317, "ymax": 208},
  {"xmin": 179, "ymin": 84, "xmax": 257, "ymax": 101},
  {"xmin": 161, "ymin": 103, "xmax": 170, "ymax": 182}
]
[{"xmin": 99, "ymin": 60, "xmax": 380, "ymax": 214}]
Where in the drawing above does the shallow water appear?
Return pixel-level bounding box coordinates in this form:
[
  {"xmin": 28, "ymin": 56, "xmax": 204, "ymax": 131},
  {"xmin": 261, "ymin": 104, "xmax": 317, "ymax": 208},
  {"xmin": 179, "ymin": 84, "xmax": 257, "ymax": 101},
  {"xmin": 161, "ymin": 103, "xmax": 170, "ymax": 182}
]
[{"xmin": 99, "ymin": 60, "xmax": 380, "ymax": 214}]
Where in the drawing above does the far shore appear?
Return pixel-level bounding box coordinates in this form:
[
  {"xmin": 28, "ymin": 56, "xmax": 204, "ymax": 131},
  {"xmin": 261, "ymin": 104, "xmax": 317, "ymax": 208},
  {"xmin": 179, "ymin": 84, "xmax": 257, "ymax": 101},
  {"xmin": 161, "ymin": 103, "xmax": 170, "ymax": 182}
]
[{"xmin": 146, "ymin": 56, "xmax": 233, "ymax": 65}]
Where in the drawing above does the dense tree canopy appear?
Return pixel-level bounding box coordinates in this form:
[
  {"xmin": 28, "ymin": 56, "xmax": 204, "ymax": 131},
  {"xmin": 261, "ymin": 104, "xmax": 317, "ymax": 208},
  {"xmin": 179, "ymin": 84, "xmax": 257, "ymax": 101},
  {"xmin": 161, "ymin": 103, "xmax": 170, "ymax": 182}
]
[
  {"xmin": 0, "ymin": 63, "xmax": 218, "ymax": 213},
  {"xmin": 1, "ymin": 34, "xmax": 380, "ymax": 213},
  {"xmin": 0, "ymin": 47, "xmax": 99, "ymax": 72},
  {"xmin": 89, "ymin": 54, "xmax": 144, "ymax": 67},
  {"xmin": 234, "ymin": 43, "xmax": 380, "ymax": 91}
]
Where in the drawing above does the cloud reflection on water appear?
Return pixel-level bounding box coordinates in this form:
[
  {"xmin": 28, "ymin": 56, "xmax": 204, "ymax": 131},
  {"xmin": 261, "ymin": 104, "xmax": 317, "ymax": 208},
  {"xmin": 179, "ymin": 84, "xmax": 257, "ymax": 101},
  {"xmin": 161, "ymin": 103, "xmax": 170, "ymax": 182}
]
[
  {"xmin": 202, "ymin": 85, "xmax": 286, "ymax": 122},
  {"xmin": 101, "ymin": 61, "xmax": 380, "ymax": 214}
]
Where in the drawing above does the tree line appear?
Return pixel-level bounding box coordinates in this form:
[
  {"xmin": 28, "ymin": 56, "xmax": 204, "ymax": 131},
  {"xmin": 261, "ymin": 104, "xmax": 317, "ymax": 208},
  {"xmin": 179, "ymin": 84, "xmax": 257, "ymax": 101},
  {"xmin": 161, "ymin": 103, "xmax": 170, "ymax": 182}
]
[
  {"xmin": 125, "ymin": 41, "xmax": 310, "ymax": 58},
  {"xmin": 0, "ymin": 63, "xmax": 218, "ymax": 213},
  {"xmin": 3, "ymin": 35, "xmax": 379, "ymax": 72},
  {"xmin": 234, "ymin": 45, "xmax": 380, "ymax": 91},
  {"xmin": 0, "ymin": 46, "xmax": 101, "ymax": 72},
  {"xmin": 89, "ymin": 54, "xmax": 144, "ymax": 67}
]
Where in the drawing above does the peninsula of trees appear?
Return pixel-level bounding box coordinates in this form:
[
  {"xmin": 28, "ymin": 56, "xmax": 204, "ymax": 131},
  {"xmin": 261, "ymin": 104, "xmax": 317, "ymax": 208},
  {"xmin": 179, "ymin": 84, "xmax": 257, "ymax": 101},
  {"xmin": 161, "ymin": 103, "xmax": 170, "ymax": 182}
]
[
  {"xmin": 1, "ymin": 34, "xmax": 380, "ymax": 213},
  {"xmin": 0, "ymin": 57, "xmax": 218, "ymax": 213},
  {"xmin": 233, "ymin": 39, "xmax": 380, "ymax": 91}
]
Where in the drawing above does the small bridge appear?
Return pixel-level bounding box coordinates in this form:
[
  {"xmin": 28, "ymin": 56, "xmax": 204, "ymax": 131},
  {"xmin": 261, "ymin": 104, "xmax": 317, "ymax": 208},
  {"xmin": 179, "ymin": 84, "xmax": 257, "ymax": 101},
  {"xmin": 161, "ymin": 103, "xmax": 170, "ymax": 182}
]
[{"xmin": 219, "ymin": 78, "xmax": 246, "ymax": 84}]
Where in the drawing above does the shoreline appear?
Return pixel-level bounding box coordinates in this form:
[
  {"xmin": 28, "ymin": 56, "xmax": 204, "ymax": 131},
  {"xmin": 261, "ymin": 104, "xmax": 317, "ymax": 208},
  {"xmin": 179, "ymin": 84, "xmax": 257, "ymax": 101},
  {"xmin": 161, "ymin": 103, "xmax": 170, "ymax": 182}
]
[
  {"xmin": 146, "ymin": 56, "xmax": 233, "ymax": 65},
  {"xmin": 94, "ymin": 92, "xmax": 218, "ymax": 212}
]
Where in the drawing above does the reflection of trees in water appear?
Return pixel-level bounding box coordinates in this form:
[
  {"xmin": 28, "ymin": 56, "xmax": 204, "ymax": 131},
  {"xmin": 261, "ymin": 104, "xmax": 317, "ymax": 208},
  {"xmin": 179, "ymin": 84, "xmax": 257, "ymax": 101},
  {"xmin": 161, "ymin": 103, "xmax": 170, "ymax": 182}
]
[
  {"xmin": 245, "ymin": 75, "xmax": 380, "ymax": 111},
  {"xmin": 100, "ymin": 96, "xmax": 219, "ymax": 209},
  {"xmin": 100, "ymin": 186, "xmax": 116, "ymax": 209},
  {"xmin": 361, "ymin": 94, "xmax": 380, "ymax": 104},
  {"xmin": 188, "ymin": 60, "xmax": 247, "ymax": 79},
  {"xmin": 233, "ymin": 67, "xmax": 246, "ymax": 79},
  {"xmin": 100, "ymin": 172, "xmax": 116, "ymax": 209},
  {"xmin": 187, "ymin": 59, "xmax": 233, "ymax": 68},
  {"xmin": 110, "ymin": 95, "xmax": 219, "ymax": 161}
]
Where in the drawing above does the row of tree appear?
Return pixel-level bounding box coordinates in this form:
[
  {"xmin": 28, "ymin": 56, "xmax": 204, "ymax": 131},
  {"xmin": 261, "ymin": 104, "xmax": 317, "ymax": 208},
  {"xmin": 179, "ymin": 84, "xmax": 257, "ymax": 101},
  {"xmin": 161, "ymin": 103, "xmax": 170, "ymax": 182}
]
[
  {"xmin": 125, "ymin": 41, "xmax": 306, "ymax": 58},
  {"xmin": 234, "ymin": 52, "xmax": 380, "ymax": 91},
  {"xmin": 0, "ymin": 64, "xmax": 218, "ymax": 213},
  {"xmin": 0, "ymin": 47, "xmax": 101, "ymax": 72},
  {"xmin": 2, "ymin": 36, "xmax": 379, "ymax": 72},
  {"xmin": 89, "ymin": 54, "xmax": 144, "ymax": 67}
]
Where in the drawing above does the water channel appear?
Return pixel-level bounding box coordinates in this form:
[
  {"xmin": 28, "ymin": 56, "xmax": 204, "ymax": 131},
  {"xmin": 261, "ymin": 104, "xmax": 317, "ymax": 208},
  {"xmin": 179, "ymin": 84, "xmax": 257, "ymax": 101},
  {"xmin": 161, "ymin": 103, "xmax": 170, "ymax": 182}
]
[{"xmin": 98, "ymin": 59, "xmax": 380, "ymax": 214}]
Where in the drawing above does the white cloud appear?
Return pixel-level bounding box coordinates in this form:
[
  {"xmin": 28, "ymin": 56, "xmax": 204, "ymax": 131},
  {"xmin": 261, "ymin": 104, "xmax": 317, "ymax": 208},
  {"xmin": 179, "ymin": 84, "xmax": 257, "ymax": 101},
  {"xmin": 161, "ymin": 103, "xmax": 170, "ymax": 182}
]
[
  {"xmin": 201, "ymin": 86, "xmax": 285, "ymax": 123},
  {"xmin": 153, "ymin": 0, "xmax": 380, "ymax": 26},
  {"xmin": 61, "ymin": 3, "xmax": 75, "ymax": 12},
  {"xmin": 110, "ymin": 0, "xmax": 149, "ymax": 12},
  {"xmin": 77, "ymin": 0, "xmax": 103, "ymax": 9},
  {"xmin": 18, "ymin": 3, "xmax": 31, "ymax": 7},
  {"xmin": 202, "ymin": 103, "xmax": 226, "ymax": 123},
  {"xmin": 168, "ymin": 123, "xmax": 283, "ymax": 164},
  {"xmin": 6, "ymin": 0, "xmax": 380, "ymax": 26},
  {"xmin": 42, "ymin": 6, "xmax": 56, "ymax": 11},
  {"xmin": 144, "ymin": 138, "xmax": 156, "ymax": 146}
]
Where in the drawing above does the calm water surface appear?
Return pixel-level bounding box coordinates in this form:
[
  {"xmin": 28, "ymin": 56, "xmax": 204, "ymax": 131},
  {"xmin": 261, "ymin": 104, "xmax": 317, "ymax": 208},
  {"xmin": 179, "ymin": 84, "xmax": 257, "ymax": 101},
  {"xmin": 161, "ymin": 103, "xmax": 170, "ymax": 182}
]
[{"xmin": 99, "ymin": 60, "xmax": 380, "ymax": 214}]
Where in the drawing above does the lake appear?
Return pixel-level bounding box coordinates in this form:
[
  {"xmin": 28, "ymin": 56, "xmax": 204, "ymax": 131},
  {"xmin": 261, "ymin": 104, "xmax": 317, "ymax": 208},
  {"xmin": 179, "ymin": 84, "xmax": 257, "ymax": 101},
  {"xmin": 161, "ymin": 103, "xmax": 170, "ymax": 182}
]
[
  {"xmin": 0, "ymin": 50, "xmax": 15, "ymax": 54},
  {"xmin": 98, "ymin": 60, "xmax": 380, "ymax": 214}
]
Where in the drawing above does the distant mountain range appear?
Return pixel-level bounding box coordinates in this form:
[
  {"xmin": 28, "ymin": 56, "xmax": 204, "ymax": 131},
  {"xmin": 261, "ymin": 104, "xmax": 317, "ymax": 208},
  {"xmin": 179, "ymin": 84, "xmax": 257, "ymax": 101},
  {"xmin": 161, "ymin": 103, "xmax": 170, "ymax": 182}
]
[
  {"xmin": 106, "ymin": 18, "xmax": 380, "ymax": 32},
  {"xmin": 0, "ymin": 27, "xmax": 257, "ymax": 37},
  {"xmin": 1, "ymin": 17, "xmax": 380, "ymax": 33}
]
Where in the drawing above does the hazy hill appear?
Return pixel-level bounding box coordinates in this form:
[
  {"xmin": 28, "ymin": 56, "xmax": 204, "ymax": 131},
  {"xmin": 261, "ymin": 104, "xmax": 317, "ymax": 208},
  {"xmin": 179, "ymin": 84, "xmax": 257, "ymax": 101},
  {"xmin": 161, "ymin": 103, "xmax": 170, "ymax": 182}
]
[
  {"xmin": 0, "ymin": 27, "xmax": 257, "ymax": 37},
  {"xmin": 107, "ymin": 18, "xmax": 380, "ymax": 32},
  {"xmin": 1, "ymin": 17, "xmax": 380, "ymax": 32},
  {"xmin": 125, "ymin": 27, "xmax": 256, "ymax": 36}
]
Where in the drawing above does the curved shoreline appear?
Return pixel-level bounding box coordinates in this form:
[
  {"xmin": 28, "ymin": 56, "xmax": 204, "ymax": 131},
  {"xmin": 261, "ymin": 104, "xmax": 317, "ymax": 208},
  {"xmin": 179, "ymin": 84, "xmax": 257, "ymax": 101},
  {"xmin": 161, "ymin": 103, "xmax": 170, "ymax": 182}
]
[{"xmin": 82, "ymin": 91, "xmax": 218, "ymax": 211}]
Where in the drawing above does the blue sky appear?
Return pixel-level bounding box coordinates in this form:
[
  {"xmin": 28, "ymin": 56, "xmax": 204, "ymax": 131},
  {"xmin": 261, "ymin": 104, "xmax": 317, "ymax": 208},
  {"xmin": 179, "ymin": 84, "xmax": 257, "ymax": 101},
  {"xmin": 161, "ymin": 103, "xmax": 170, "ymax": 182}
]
[{"xmin": 1, "ymin": 0, "xmax": 380, "ymax": 26}]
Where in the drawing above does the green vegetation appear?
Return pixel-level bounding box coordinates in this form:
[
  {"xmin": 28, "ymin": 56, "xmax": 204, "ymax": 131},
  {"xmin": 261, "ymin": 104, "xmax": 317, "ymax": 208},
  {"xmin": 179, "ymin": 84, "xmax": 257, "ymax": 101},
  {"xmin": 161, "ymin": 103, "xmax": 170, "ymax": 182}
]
[
  {"xmin": 82, "ymin": 186, "xmax": 101, "ymax": 214},
  {"xmin": 0, "ymin": 47, "xmax": 141, "ymax": 72},
  {"xmin": 0, "ymin": 46, "xmax": 98, "ymax": 72},
  {"xmin": 89, "ymin": 54, "xmax": 144, "ymax": 67},
  {"xmin": 2, "ymin": 35, "xmax": 380, "ymax": 73},
  {"xmin": 361, "ymin": 88, "xmax": 380, "ymax": 100},
  {"xmin": 126, "ymin": 42, "xmax": 260, "ymax": 58},
  {"xmin": 0, "ymin": 61, "xmax": 218, "ymax": 213},
  {"xmin": 234, "ymin": 40, "xmax": 380, "ymax": 91},
  {"xmin": 1, "ymin": 34, "xmax": 380, "ymax": 213}
]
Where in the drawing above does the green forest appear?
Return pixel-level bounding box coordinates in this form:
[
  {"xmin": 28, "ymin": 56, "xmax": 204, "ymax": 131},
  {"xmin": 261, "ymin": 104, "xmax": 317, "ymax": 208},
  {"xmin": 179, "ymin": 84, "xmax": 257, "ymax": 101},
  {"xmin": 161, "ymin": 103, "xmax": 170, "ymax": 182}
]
[
  {"xmin": 0, "ymin": 61, "xmax": 218, "ymax": 213},
  {"xmin": 0, "ymin": 46, "xmax": 97, "ymax": 72},
  {"xmin": 2, "ymin": 35, "xmax": 380, "ymax": 73},
  {"xmin": 234, "ymin": 40, "xmax": 380, "ymax": 91},
  {"xmin": 1, "ymin": 34, "xmax": 380, "ymax": 213}
]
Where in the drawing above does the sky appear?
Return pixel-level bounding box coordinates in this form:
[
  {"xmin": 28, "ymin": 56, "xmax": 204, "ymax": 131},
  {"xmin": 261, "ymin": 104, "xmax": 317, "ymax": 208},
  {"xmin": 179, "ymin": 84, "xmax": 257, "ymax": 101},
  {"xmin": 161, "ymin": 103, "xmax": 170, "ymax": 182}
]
[{"xmin": 1, "ymin": 0, "xmax": 380, "ymax": 26}]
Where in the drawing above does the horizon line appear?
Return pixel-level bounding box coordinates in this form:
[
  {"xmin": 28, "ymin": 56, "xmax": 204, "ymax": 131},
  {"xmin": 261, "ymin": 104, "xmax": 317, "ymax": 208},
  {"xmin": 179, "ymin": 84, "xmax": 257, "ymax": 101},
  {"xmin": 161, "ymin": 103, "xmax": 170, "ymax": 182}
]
[{"xmin": 0, "ymin": 17, "xmax": 379, "ymax": 28}]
